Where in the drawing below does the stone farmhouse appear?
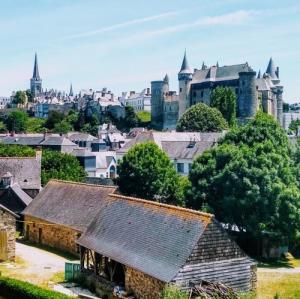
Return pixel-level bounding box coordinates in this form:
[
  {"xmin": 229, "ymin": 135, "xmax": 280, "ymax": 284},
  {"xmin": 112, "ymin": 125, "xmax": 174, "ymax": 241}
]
[
  {"xmin": 0, "ymin": 204, "xmax": 18, "ymax": 262},
  {"xmin": 116, "ymin": 131, "xmax": 224, "ymax": 176},
  {"xmin": 23, "ymin": 180, "xmax": 116, "ymax": 254},
  {"xmin": 77, "ymin": 194, "xmax": 256, "ymax": 299}
]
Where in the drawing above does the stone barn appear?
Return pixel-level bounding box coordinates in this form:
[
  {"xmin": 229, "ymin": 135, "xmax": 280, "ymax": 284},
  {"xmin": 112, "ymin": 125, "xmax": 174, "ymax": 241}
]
[
  {"xmin": 23, "ymin": 180, "xmax": 116, "ymax": 255},
  {"xmin": 77, "ymin": 194, "xmax": 256, "ymax": 299},
  {"xmin": 0, "ymin": 204, "xmax": 18, "ymax": 261}
]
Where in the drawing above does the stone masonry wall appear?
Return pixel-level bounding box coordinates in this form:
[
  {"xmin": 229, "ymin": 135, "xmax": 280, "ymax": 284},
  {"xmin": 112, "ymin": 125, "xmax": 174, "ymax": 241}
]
[
  {"xmin": 24, "ymin": 215, "xmax": 80, "ymax": 255},
  {"xmin": 0, "ymin": 209, "xmax": 16, "ymax": 261},
  {"xmin": 125, "ymin": 267, "xmax": 166, "ymax": 299}
]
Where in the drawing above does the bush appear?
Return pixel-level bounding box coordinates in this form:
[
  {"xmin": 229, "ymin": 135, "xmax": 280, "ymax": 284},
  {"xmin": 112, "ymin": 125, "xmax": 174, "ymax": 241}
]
[
  {"xmin": 0, "ymin": 144, "xmax": 35, "ymax": 157},
  {"xmin": 0, "ymin": 276, "xmax": 75, "ymax": 299},
  {"xmin": 161, "ymin": 285, "xmax": 188, "ymax": 299}
]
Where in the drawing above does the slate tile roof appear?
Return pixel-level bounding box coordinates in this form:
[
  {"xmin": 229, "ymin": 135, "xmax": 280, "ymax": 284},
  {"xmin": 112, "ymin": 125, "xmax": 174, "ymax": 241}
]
[
  {"xmin": 77, "ymin": 193, "xmax": 213, "ymax": 282},
  {"xmin": 0, "ymin": 154, "xmax": 41, "ymax": 190},
  {"xmin": 23, "ymin": 180, "xmax": 117, "ymax": 232},
  {"xmin": 0, "ymin": 183, "xmax": 33, "ymax": 213}
]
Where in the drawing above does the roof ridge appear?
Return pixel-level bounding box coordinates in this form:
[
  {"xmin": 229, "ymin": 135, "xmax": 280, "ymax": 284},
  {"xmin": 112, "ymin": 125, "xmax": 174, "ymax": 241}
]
[
  {"xmin": 109, "ymin": 193, "xmax": 213, "ymax": 219},
  {"xmin": 49, "ymin": 179, "xmax": 117, "ymax": 189}
]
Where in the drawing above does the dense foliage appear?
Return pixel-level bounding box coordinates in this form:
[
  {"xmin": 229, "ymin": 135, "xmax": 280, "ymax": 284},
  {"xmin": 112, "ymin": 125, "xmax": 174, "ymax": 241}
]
[
  {"xmin": 0, "ymin": 276, "xmax": 75, "ymax": 299},
  {"xmin": 117, "ymin": 142, "xmax": 185, "ymax": 206},
  {"xmin": 5, "ymin": 110, "xmax": 28, "ymax": 132},
  {"xmin": 289, "ymin": 119, "xmax": 300, "ymax": 134},
  {"xmin": 0, "ymin": 144, "xmax": 35, "ymax": 157},
  {"xmin": 27, "ymin": 118, "xmax": 46, "ymax": 133},
  {"xmin": 187, "ymin": 113, "xmax": 300, "ymax": 241},
  {"xmin": 211, "ymin": 86, "xmax": 237, "ymax": 127},
  {"xmin": 13, "ymin": 90, "xmax": 27, "ymax": 105},
  {"xmin": 44, "ymin": 111, "xmax": 65, "ymax": 130},
  {"xmin": 177, "ymin": 103, "xmax": 228, "ymax": 132},
  {"xmin": 41, "ymin": 150, "xmax": 86, "ymax": 186}
]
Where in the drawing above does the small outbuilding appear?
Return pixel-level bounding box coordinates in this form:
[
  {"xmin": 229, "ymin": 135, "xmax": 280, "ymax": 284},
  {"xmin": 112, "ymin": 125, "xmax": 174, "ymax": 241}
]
[
  {"xmin": 77, "ymin": 194, "xmax": 256, "ymax": 299},
  {"xmin": 0, "ymin": 204, "xmax": 18, "ymax": 261},
  {"xmin": 23, "ymin": 180, "xmax": 116, "ymax": 254}
]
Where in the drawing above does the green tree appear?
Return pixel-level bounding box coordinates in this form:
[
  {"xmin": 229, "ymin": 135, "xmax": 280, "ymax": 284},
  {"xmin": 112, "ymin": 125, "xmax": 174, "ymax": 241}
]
[
  {"xmin": 26, "ymin": 117, "xmax": 46, "ymax": 133},
  {"xmin": 25, "ymin": 90, "xmax": 33, "ymax": 102},
  {"xmin": 74, "ymin": 109, "xmax": 86, "ymax": 131},
  {"xmin": 13, "ymin": 91, "xmax": 27, "ymax": 105},
  {"xmin": 124, "ymin": 106, "xmax": 138, "ymax": 129},
  {"xmin": 53, "ymin": 120, "xmax": 72, "ymax": 134},
  {"xmin": 211, "ymin": 86, "xmax": 237, "ymax": 127},
  {"xmin": 117, "ymin": 142, "xmax": 185, "ymax": 206},
  {"xmin": 41, "ymin": 150, "xmax": 86, "ymax": 186},
  {"xmin": 45, "ymin": 111, "xmax": 65, "ymax": 130},
  {"xmin": 289, "ymin": 119, "xmax": 300, "ymax": 134},
  {"xmin": 176, "ymin": 103, "xmax": 228, "ymax": 132},
  {"xmin": 187, "ymin": 113, "xmax": 300, "ymax": 240},
  {"xmin": 0, "ymin": 144, "xmax": 35, "ymax": 157},
  {"xmin": 0, "ymin": 121, "xmax": 7, "ymax": 133},
  {"xmin": 5, "ymin": 110, "xmax": 28, "ymax": 132}
]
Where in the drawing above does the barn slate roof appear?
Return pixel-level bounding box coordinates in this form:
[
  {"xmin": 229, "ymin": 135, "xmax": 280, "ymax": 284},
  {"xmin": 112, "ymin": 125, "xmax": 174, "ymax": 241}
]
[
  {"xmin": 23, "ymin": 180, "xmax": 117, "ymax": 232},
  {"xmin": 77, "ymin": 194, "xmax": 213, "ymax": 282}
]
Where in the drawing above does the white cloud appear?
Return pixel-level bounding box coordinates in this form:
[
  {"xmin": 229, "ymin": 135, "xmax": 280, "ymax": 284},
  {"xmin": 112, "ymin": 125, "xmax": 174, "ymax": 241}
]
[{"xmin": 63, "ymin": 11, "xmax": 179, "ymax": 40}]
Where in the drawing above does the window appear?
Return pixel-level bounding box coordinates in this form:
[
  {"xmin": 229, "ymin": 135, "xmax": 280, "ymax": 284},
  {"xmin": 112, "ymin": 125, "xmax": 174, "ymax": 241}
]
[
  {"xmin": 188, "ymin": 163, "xmax": 192, "ymax": 172},
  {"xmin": 180, "ymin": 88, "xmax": 182, "ymax": 92},
  {"xmin": 193, "ymin": 91, "xmax": 196, "ymax": 98},
  {"xmin": 201, "ymin": 91, "xmax": 204, "ymax": 97},
  {"xmin": 177, "ymin": 163, "xmax": 184, "ymax": 173}
]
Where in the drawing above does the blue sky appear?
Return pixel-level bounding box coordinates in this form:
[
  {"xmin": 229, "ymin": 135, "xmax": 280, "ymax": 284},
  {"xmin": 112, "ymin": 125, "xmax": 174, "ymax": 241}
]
[{"xmin": 0, "ymin": 0, "xmax": 299, "ymax": 102}]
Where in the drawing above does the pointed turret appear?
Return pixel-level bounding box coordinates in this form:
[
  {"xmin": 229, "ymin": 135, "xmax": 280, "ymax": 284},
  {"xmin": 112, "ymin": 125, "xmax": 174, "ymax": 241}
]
[
  {"xmin": 257, "ymin": 70, "xmax": 261, "ymax": 79},
  {"xmin": 201, "ymin": 62, "xmax": 206, "ymax": 70},
  {"xmin": 179, "ymin": 50, "xmax": 192, "ymax": 74},
  {"xmin": 216, "ymin": 61, "xmax": 219, "ymax": 68},
  {"xmin": 69, "ymin": 83, "xmax": 74, "ymax": 97},
  {"xmin": 163, "ymin": 74, "xmax": 169, "ymax": 84},
  {"xmin": 32, "ymin": 53, "xmax": 40, "ymax": 80},
  {"xmin": 266, "ymin": 57, "xmax": 277, "ymax": 78}
]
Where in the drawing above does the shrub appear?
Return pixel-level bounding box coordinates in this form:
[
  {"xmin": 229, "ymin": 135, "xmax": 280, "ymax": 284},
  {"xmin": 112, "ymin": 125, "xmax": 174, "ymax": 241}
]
[
  {"xmin": 0, "ymin": 276, "xmax": 75, "ymax": 299},
  {"xmin": 0, "ymin": 144, "xmax": 35, "ymax": 157}
]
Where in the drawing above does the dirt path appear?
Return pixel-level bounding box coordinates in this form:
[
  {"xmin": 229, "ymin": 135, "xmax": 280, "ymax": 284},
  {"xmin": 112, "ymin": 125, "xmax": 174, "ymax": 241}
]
[
  {"xmin": 0, "ymin": 242, "xmax": 76, "ymax": 287},
  {"xmin": 258, "ymin": 266, "xmax": 300, "ymax": 274}
]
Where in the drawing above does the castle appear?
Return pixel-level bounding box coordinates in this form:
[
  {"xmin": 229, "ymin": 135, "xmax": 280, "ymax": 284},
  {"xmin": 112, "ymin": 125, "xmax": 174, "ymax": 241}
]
[{"xmin": 151, "ymin": 52, "xmax": 283, "ymax": 130}]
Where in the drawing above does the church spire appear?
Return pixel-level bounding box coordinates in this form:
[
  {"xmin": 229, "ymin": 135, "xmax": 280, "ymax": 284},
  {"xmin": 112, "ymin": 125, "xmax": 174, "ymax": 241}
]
[
  {"xmin": 32, "ymin": 53, "xmax": 40, "ymax": 80},
  {"xmin": 69, "ymin": 83, "xmax": 74, "ymax": 97},
  {"xmin": 163, "ymin": 74, "xmax": 169, "ymax": 84},
  {"xmin": 201, "ymin": 62, "xmax": 206, "ymax": 70},
  {"xmin": 216, "ymin": 61, "xmax": 219, "ymax": 67},
  {"xmin": 179, "ymin": 50, "xmax": 192, "ymax": 74}
]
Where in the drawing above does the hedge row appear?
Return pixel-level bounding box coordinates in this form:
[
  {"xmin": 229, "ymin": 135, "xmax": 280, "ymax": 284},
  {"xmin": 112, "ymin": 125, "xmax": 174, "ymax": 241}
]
[{"xmin": 0, "ymin": 277, "xmax": 75, "ymax": 299}]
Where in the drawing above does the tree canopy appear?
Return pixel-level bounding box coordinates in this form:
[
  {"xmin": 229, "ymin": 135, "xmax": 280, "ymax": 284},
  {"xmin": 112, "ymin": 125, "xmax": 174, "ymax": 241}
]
[
  {"xmin": 176, "ymin": 103, "xmax": 228, "ymax": 132},
  {"xmin": 289, "ymin": 119, "xmax": 300, "ymax": 134},
  {"xmin": 187, "ymin": 112, "xmax": 300, "ymax": 240},
  {"xmin": 117, "ymin": 142, "xmax": 185, "ymax": 206},
  {"xmin": 5, "ymin": 110, "xmax": 28, "ymax": 133},
  {"xmin": 44, "ymin": 111, "xmax": 65, "ymax": 130},
  {"xmin": 211, "ymin": 86, "xmax": 237, "ymax": 127},
  {"xmin": 13, "ymin": 91, "xmax": 27, "ymax": 106},
  {"xmin": 41, "ymin": 150, "xmax": 86, "ymax": 186}
]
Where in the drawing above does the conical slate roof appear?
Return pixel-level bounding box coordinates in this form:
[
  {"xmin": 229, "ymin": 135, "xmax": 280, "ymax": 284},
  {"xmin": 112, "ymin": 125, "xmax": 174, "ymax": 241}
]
[
  {"xmin": 69, "ymin": 83, "xmax": 74, "ymax": 96},
  {"xmin": 163, "ymin": 74, "xmax": 169, "ymax": 84},
  {"xmin": 179, "ymin": 50, "xmax": 192, "ymax": 74},
  {"xmin": 257, "ymin": 70, "xmax": 261, "ymax": 79},
  {"xmin": 32, "ymin": 53, "xmax": 41, "ymax": 80},
  {"xmin": 266, "ymin": 57, "xmax": 277, "ymax": 78}
]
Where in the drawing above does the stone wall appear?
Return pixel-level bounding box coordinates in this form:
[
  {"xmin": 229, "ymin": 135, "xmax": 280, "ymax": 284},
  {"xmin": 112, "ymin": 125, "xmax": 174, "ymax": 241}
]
[
  {"xmin": 24, "ymin": 215, "xmax": 80, "ymax": 255},
  {"xmin": 125, "ymin": 267, "xmax": 166, "ymax": 299},
  {"xmin": 0, "ymin": 209, "xmax": 16, "ymax": 261}
]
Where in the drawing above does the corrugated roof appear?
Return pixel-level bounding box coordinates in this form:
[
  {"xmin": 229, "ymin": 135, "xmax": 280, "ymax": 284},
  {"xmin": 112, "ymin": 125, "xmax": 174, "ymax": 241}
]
[
  {"xmin": 77, "ymin": 194, "xmax": 213, "ymax": 282},
  {"xmin": 23, "ymin": 180, "xmax": 117, "ymax": 231}
]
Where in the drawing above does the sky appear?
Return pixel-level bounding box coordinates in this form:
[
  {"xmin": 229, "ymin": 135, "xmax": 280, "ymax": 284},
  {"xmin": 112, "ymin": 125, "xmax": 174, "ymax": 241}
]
[{"xmin": 0, "ymin": 0, "xmax": 300, "ymax": 103}]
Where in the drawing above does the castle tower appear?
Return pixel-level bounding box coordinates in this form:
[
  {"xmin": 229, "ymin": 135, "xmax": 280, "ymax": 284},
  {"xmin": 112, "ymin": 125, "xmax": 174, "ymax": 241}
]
[
  {"xmin": 178, "ymin": 51, "xmax": 192, "ymax": 117},
  {"xmin": 276, "ymin": 86, "xmax": 283, "ymax": 126},
  {"xmin": 238, "ymin": 70, "xmax": 257, "ymax": 122},
  {"xmin": 30, "ymin": 53, "xmax": 42, "ymax": 98},
  {"xmin": 151, "ymin": 76, "xmax": 168, "ymax": 130}
]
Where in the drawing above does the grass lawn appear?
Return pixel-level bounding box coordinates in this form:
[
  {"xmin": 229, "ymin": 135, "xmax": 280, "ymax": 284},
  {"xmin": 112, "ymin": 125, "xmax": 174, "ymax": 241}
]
[{"xmin": 257, "ymin": 271, "xmax": 300, "ymax": 299}]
